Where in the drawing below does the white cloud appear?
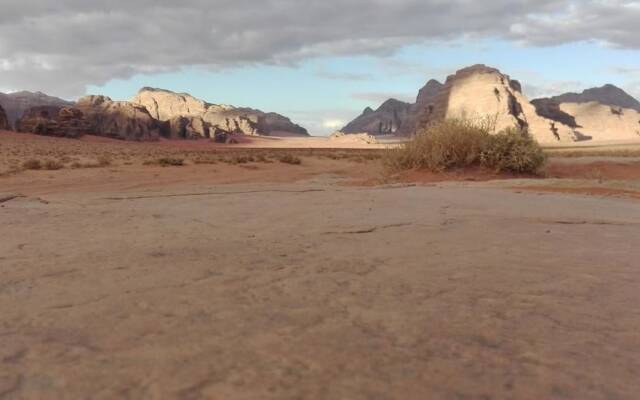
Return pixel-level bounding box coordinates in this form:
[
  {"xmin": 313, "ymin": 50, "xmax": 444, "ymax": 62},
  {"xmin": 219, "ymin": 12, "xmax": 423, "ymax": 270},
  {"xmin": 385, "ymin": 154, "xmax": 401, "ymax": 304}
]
[{"xmin": 1, "ymin": 1, "xmax": 639, "ymax": 97}]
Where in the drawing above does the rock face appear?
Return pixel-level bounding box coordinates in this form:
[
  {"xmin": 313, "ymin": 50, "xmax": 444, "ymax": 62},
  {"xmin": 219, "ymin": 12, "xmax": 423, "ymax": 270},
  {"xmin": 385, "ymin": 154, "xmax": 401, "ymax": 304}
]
[
  {"xmin": 16, "ymin": 106, "xmax": 88, "ymax": 138},
  {"xmin": 76, "ymin": 95, "xmax": 160, "ymax": 141},
  {"xmin": 0, "ymin": 91, "xmax": 72, "ymax": 128},
  {"xmin": 425, "ymin": 65, "xmax": 579, "ymax": 143},
  {"xmin": 0, "ymin": 104, "xmax": 9, "ymax": 130},
  {"xmin": 132, "ymin": 87, "xmax": 309, "ymax": 137},
  {"xmin": 132, "ymin": 88, "xmax": 208, "ymax": 121},
  {"xmin": 556, "ymin": 102, "xmax": 640, "ymax": 141},
  {"xmin": 531, "ymin": 84, "xmax": 640, "ymax": 142},
  {"xmin": 341, "ymin": 99, "xmax": 412, "ymax": 135},
  {"xmin": 341, "ymin": 80, "xmax": 444, "ymax": 136},
  {"xmin": 545, "ymin": 84, "xmax": 640, "ymax": 112}
]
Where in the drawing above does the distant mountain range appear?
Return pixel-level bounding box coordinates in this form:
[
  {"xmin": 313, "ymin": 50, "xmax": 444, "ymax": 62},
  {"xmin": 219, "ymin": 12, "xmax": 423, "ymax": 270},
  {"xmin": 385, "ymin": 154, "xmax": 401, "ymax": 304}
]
[
  {"xmin": 340, "ymin": 66, "xmax": 640, "ymax": 143},
  {"xmin": 2, "ymin": 67, "xmax": 640, "ymax": 144},
  {"xmin": 0, "ymin": 88, "xmax": 309, "ymax": 140},
  {"xmin": 0, "ymin": 91, "xmax": 72, "ymax": 128}
]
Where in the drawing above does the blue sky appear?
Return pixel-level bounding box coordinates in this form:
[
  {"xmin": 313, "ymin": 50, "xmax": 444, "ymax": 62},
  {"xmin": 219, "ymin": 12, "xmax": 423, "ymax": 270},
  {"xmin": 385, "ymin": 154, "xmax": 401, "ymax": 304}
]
[{"xmin": 88, "ymin": 39, "xmax": 640, "ymax": 135}]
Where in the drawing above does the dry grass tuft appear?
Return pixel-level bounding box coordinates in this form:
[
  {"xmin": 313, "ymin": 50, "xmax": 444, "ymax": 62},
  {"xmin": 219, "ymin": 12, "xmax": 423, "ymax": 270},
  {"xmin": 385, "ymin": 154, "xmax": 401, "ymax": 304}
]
[
  {"xmin": 278, "ymin": 154, "xmax": 302, "ymax": 165},
  {"xmin": 384, "ymin": 120, "xmax": 546, "ymax": 174}
]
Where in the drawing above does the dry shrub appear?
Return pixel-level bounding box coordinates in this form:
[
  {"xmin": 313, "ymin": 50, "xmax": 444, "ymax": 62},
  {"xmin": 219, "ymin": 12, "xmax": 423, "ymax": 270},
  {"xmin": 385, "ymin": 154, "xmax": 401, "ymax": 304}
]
[
  {"xmin": 278, "ymin": 154, "xmax": 302, "ymax": 165},
  {"xmin": 22, "ymin": 159, "xmax": 42, "ymax": 170},
  {"xmin": 384, "ymin": 119, "xmax": 489, "ymax": 171},
  {"xmin": 144, "ymin": 157, "xmax": 184, "ymax": 167},
  {"xmin": 43, "ymin": 160, "xmax": 64, "ymax": 170},
  {"xmin": 384, "ymin": 120, "xmax": 546, "ymax": 174},
  {"xmin": 480, "ymin": 128, "xmax": 547, "ymax": 173}
]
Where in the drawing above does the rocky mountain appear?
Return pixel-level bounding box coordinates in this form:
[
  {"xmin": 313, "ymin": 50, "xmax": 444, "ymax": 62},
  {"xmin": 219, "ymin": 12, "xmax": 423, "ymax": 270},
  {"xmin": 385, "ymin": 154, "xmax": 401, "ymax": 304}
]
[
  {"xmin": 76, "ymin": 95, "xmax": 160, "ymax": 141},
  {"xmin": 132, "ymin": 87, "xmax": 309, "ymax": 138},
  {"xmin": 426, "ymin": 64, "xmax": 581, "ymax": 143},
  {"xmin": 16, "ymin": 106, "xmax": 88, "ymax": 138},
  {"xmin": 540, "ymin": 84, "xmax": 640, "ymax": 112},
  {"xmin": 341, "ymin": 65, "xmax": 640, "ymax": 143},
  {"xmin": 341, "ymin": 99, "xmax": 412, "ymax": 135},
  {"xmin": 532, "ymin": 84, "xmax": 640, "ymax": 142},
  {"xmin": 0, "ymin": 91, "xmax": 72, "ymax": 128},
  {"xmin": 0, "ymin": 104, "xmax": 9, "ymax": 130},
  {"xmin": 341, "ymin": 80, "xmax": 443, "ymax": 136}
]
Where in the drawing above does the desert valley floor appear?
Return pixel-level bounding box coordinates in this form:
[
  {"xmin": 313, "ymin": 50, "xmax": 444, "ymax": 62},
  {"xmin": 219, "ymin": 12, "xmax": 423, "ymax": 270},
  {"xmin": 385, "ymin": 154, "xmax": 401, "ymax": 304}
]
[{"xmin": 1, "ymin": 132, "xmax": 640, "ymax": 399}]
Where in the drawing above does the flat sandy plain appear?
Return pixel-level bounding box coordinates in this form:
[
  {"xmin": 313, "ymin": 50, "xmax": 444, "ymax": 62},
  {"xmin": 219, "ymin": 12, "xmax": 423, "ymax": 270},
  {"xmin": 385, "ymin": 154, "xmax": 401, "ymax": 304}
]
[{"xmin": 1, "ymin": 132, "xmax": 640, "ymax": 399}]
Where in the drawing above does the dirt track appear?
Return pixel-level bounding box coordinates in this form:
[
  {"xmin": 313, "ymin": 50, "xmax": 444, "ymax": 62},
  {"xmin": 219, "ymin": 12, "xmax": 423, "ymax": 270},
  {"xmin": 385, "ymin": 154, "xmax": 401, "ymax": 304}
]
[{"xmin": 2, "ymin": 172, "xmax": 640, "ymax": 399}]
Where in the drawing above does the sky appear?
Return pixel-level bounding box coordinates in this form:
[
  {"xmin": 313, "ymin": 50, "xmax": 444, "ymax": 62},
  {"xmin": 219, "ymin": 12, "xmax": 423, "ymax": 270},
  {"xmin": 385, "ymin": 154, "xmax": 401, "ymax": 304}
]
[{"xmin": 1, "ymin": 0, "xmax": 639, "ymax": 135}]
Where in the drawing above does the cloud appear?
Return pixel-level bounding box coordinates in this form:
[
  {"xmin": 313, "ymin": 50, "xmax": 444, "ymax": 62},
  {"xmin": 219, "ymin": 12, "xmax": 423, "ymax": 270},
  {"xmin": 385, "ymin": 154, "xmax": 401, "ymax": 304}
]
[{"xmin": 1, "ymin": 1, "xmax": 639, "ymax": 97}]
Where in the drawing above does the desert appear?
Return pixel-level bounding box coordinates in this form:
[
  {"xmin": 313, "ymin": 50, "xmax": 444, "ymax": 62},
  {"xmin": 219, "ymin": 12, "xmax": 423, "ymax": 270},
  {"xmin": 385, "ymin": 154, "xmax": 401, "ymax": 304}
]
[
  {"xmin": 2, "ymin": 120, "xmax": 640, "ymax": 398},
  {"xmin": 2, "ymin": 2, "xmax": 640, "ymax": 398}
]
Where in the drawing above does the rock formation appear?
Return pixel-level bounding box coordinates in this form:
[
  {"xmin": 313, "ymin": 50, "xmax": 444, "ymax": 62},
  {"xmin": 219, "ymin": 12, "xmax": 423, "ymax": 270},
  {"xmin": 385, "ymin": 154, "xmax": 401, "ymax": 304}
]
[
  {"xmin": 341, "ymin": 99, "xmax": 412, "ymax": 135},
  {"xmin": 341, "ymin": 80, "xmax": 444, "ymax": 136},
  {"xmin": 131, "ymin": 87, "xmax": 309, "ymax": 137},
  {"xmin": 424, "ymin": 65, "xmax": 579, "ymax": 143},
  {"xmin": 531, "ymin": 84, "xmax": 640, "ymax": 142},
  {"xmin": 0, "ymin": 104, "xmax": 9, "ymax": 130},
  {"xmin": 555, "ymin": 102, "xmax": 640, "ymax": 141},
  {"xmin": 76, "ymin": 95, "xmax": 160, "ymax": 141},
  {"xmin": 543, "ymin": 84, "xmax": 640, "ymax": 112},
  {"xmin": 132, "ymin": 88, "xmax": 208, "ymax": 121},
  {"xmin": 16, "ymin": 106, "xmax": 88, "ymax": 138},
  {"xmin": 0, "ymin": 91, "xmax": 72, "ymax": 128}
]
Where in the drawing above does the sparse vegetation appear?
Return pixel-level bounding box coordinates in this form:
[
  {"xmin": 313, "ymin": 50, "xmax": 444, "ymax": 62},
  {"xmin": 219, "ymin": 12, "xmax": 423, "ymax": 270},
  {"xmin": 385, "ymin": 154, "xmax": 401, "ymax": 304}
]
[
  {"xmin": 278, "ymin": 154, "xmax": 302, "ymax": 165},
  {"xmin": 145, "ymin": 157, "xmax": 185, "ymax": 167},
  {"xmin": 383, "ymin": 119, "xmax": 490, "ymax": 172},
  {"xmin": 43, "ymin": 159, "xmax": 64, "ymax": 170},
  {"xmin": 384, "ymin": 119, "xmax": 546, "ymax": 174},
  {"xmin": 22, "ymin": 159, "xmax": 42, "ymax": 170},
  {"xmin": 480, "ymin": 128, "xmax": 547, "ymax": 173}
]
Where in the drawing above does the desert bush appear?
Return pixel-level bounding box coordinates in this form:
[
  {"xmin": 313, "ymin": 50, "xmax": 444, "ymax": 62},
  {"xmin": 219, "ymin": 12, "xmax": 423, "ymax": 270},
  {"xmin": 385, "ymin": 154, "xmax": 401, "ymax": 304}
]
[
  {"xmin": 43, "ymin": 159, "xmax": 64, "ymax": 170},
  {"xmin": 278, "ymin": 154, "xmax": 302, "ymax": 165},
  {"xmin": 144, "ymin": 157, "xmax": 184, "ymax": 167},
  {"xmin": 157, "ymin": 157, "xmax": 184, "ymax": 167},
  {"xmin": 384, "ymin": 120, "xmax": 546, "ymax": 174},
  {"xmin": 480, "ymin": 128, "xmax": 546, "ymax": 173},
  {"xmin": 22, "ymin": 159, "xmax": 42, "ymax": 170},
  {"xmin": 97, "ymin": 156, "xmax": 112, "ymax": 167},
  {"xmin": 384, "ymin": 119, "xmax": 490, "ymax": 172}
]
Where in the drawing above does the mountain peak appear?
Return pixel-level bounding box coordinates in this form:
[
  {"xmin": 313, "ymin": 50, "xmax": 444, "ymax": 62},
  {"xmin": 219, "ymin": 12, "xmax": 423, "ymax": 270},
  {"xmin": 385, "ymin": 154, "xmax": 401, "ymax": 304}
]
[{"xmin": 548, "ymin": 84, "xmax": 640, "ymax": 111}]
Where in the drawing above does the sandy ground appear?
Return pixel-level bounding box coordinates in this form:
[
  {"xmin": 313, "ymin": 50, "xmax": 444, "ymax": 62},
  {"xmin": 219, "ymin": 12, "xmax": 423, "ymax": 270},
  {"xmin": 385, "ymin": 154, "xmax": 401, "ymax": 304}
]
[{"xmin": 2, "ymin": 132, "xmax": 640, "ymax": 399}]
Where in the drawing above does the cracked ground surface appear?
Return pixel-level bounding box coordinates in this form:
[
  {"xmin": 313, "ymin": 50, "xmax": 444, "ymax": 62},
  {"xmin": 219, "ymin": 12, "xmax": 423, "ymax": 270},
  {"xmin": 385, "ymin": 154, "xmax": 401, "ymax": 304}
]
[{"xmin": 1, "ymin": 177, "xmax": 640, "ymax": 400}]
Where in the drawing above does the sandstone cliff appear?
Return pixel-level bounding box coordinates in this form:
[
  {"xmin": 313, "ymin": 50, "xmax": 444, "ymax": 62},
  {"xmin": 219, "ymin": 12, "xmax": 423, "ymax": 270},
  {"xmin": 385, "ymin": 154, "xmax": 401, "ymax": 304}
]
[
  {"xmin": 132, "ymin": 88, "xmax": 308, "ymax": 137},
  {"xmin": 341, "ymin": 99, "xmax": 412, "ymax": 135},
  {"xmin": 0, "ymin": 91, "xmax": 72, "ymax": 128},
  {"xmin": 76, "ymin": 95, "xmax": 160, "ymax": 141},
  {"xmin": 16, "ymin": 106, "xmax": 87, "ymax": 138},
  {"xmin": 545, "ymin": 84, "xmax": 640, "ymax": 112},
  {"xmin": 341, "ymin": 80, "xmax": 443, "ymax": 136},
  {"xmin": 426, "ymin": 65, "xmax": 579, "ymax": 143}
]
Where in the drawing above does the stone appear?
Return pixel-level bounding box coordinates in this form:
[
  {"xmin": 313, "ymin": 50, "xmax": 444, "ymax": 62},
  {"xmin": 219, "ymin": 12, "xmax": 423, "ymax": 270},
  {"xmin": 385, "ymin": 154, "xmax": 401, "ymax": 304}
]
[
  {"xmin": 0, "ymin": 91, "xmax": 72, "ymax": 129},
  {"xmin": 131, "ymin": 87, "xmax": 309, "ymax": 137},
  {"xmin": 342, "ymin": 99, "xmax": 413, "ymax": 135},
  {"xmin": 76, "ymin": 95, "xmax": 160, "ymax": 141},
  {"xmin": 16, "ymin": 106, "xmax": 87, "ymax": 138}
]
